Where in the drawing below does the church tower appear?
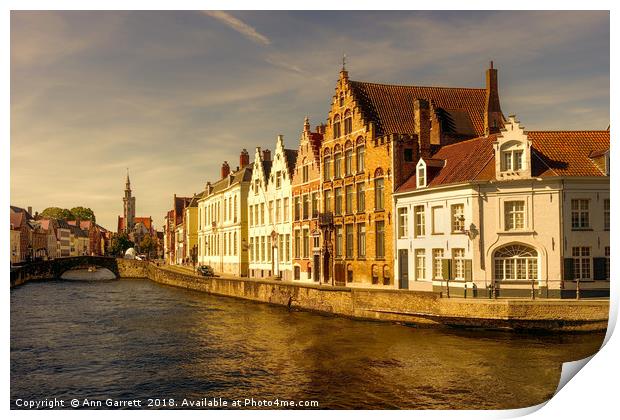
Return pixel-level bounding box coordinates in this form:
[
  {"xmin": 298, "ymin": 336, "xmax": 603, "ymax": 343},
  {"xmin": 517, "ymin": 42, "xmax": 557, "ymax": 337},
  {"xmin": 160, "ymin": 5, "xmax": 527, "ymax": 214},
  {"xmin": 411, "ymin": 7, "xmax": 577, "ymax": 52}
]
[{"xmin": 123, "ymin": 170, "xmax": 136, "ymax": 233}]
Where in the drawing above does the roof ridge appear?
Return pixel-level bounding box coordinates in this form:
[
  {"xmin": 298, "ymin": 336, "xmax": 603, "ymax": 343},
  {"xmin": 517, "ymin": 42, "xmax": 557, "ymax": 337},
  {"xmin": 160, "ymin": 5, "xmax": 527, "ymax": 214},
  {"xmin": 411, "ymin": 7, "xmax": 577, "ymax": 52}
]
[
  {"xmin": 432, "ymin": 134, "xmax": 494, "ymax": 155},
  {"xmin": 350, "ymin": 79, "xmax": 485, "ymax": 91},
  {"xmin": 529, "ymin": 130, "xmax": 609, "ymax": 133}
]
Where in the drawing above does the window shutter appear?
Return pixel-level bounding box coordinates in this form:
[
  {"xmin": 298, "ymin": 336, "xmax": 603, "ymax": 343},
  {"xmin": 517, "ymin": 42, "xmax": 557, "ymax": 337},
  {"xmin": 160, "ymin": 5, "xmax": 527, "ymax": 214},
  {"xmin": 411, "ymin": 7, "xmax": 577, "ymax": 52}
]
[
  {"xmin": 464, "ymin": 259, "xmax": 472, "ymax": 281},
  {"xmin": 563, "ymin": 258, "xmax": 574, "ymax": 281},
  {"xmin": 442, "ymin": 258, "xmax": 452, "ymax": 280},
  {"xmin": 593, "ymin": 257, "xmax": 607, "ymax": 280}
]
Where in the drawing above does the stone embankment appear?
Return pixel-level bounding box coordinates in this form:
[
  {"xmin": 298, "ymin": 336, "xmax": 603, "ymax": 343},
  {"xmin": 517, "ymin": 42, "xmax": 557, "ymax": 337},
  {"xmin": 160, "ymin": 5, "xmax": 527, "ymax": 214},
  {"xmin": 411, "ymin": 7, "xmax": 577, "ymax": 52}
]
[{"xmin": 11, "ymin": 258, "xmax": 610, "ymax": 332}]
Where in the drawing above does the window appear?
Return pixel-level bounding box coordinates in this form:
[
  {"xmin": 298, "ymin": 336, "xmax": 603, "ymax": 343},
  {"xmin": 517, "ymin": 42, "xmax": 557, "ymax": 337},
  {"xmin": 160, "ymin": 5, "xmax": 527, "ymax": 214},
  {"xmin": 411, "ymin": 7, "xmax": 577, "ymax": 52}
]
[
  {"xmin": 333, "ymin": 118, "xmax": 341, "ymax": 139},
  {"xmin": 451, "ymin": 204, "xmax": 464, "ymax": 232},
  {"xmin": 571, "ymin": 199, "xmax": 590, "ymax": 229},
  {"xmin": 572, "ymin": 247, "xmax": 592, "ymax": 280},
  {"xmin": 504, "ymin": 201, "xmax": 525, "ymax": 230},
  {"xmin": 433, "ymin": 249, "xmax": 444, "ymax": 279},
  {"xmin": 335, "ymin": 226, "xmax": 343, "ymax": 257},
  {"xmin": 604, "ymin": 199, "xmax": 610, "ymax": 231},
  {"xmin": 276, "ymin": 171, "xmax": 282, "ymax": 189},
  {"xmin": 283, "ymin": 198, "xmax": 289, "ymax": 222},
  {"xmin": 501, "ymin": 149, "xmax": 523, "ymax": 171},
  {"xmin": 345, "ymin": 185, "xmax": 354, "ymax": 214},
  {"xmin": 294, "ymin": 197, "xmax": 301, "ymax": 221},
  {"xmin": 431, "ymin": 206, "xmax": 444, "ymax": 234},
  {"xmin": 249, "ymin": 206, "xmax": 253, "ymax": 228},
  {"xmin": 302, "ymin": 229, "xmax": 309, "ymax": 258},
  {"xmin": 275, "ymin": 199, "xmax": 281, "ymax": 223},
  {"xmin": 605, "ymin": 246, "xmax": 610, "ymax": 280},
  {"xmin": 334, "ymin": 153, "xmax": 342, "ymax": 178},
  {"xmin": 376, "ymin": 221, "xmax": 385, "ymax": 259},
  {"xmin": 260, "ymin": 203, "xmax": 265, "ymax": 225},
  {"xmin": 334, "ymin": 187, "xmax": 343, "ymax": 215},
  {"xmin": 312, "ymin": 192, "xmax": 319, "ymax": 218},
  {"xmin": 453, "ymin": 248, "xmax": 466, "ymax": 280},
  {"xmin": 345, "ymin": 224, "xmax": 354, "ymax": 258},
  {"xmin": 268, "ymin": 201, "xmax": 273, "ymax": 224},
  {"xmin": 356, "ymin": 183, "xmax": 365, "ymax": 212},
  {"xmin": 302, "ymin": 165, "xmax": 309, "ymax": 183},
  {"xmin": 294, "ymin": 230, "xmax": 301, "ymax": 259},
  {"xmin": 417, "ymin": 165, "xmax": 426, "ymax": 188},
  {"xmin": 415, "ymin": 249, "xmax": 426, "ymax": 280},
  {"xmin": 339, "ymin": 93, "xmax": 344, "ymax": 107},
  {"xmin": 374, "ymin": 178, "xmax": 384, "ymax": 210},
  {"xmin": 234, "ymin": 232, "xmax": 237, "ymax": 256},
  {"xmin": 324, "ymin": 190, "xmax": 332, "ymax": 213},
  {"xmin": 261, "ymin": 236, "xmax": 266, "ymax": 262},
  {"xmin": 357, "ymin": 224, "xmax": 366, "ymax": 258},
  {"xmin": 344, "ymin": 111, "xmax": 352, "ymax": 135},
  {"xmin": 398, "ymin": 207, "xmax": 408, "ymax": 238},
  {"xmin": 285, "ymin": 234, "xmax": 290, "ymax": 262},
  {"xmin": 302, "ymin": 194, "xmax": 310, "ymax": 220},
  {"xmin": 494, "ymin": 244, "xmax": 538, "ymax": 282},
  {"xmin": 414, "ymin": 205, "xmax": 425, "ymax": 237},
  {"xmin": 345, "ymin": 149, "xmax": 353, "ymax": 176},
  {"xmin": 356, "ymin": 145, "xmax": 365, "ymax": 172},
  {"xmin": 323, "ymin": 156, "xmax": 332, "ymax": 180},
  {"xmin": 249, "ymin": 237, "xmax": 254, "ymax": 261}
]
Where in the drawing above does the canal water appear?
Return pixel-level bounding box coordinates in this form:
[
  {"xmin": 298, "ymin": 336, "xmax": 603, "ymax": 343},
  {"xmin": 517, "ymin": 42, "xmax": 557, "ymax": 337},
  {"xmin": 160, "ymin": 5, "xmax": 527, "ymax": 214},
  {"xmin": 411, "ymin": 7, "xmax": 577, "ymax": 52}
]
[{"xmin": 11, "ymin": 278, "xmax": 604, "ymax": 410}]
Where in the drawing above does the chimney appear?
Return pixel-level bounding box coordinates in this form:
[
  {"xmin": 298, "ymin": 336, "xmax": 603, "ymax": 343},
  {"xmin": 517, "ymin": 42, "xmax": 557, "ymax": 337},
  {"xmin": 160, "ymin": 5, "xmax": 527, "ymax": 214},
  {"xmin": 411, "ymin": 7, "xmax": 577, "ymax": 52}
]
[
  {"xmin": 27, "ymin": 206, "xmax": 32, "ymax": 216},
  {"xmin": 414, "ymin": 99, "xmax": 431, "ymax": 158},
  {"xmin": 239, "ymin": 148, "xmax": 250, "ymax": 169},
  {"xmin": 262, "ymin": 149, "xmax": 271, "ymax": 162},
  {"xmin": 221, "ymin": 161, "xmax": 230, "ymax": 179},
  {"xmin": 485, "ymin": 61, "xmax": 503, "ymax": 135}
]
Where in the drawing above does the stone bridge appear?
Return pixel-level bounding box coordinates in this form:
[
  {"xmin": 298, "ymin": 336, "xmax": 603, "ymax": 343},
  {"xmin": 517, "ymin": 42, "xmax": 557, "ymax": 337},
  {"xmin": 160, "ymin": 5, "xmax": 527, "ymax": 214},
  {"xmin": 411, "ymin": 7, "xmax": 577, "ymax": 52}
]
[{"xmin": 10, "ymin": 256, "xmax": 127, "ymax": 287}]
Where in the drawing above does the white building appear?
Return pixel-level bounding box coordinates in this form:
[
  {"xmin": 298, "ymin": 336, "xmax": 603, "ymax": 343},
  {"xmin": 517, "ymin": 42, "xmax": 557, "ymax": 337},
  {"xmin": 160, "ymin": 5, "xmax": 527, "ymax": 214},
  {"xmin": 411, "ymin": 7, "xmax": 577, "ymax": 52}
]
[
  {"xmin": 197, "ymin": 151, "xmax": 253, "ymax": 276},
  {"xmin": 247, "ymin": 136, "xmax": 297, "ymax": 280},
  {"xmin": 394, "ymin": 116, "xmax": 610, "ymax": 298}
]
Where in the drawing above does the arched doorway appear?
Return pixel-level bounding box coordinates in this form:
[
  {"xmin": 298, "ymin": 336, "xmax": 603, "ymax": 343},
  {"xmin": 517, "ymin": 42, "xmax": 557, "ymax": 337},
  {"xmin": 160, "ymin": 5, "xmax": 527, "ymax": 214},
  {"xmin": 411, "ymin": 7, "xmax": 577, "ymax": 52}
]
[{"xmin": 493, "ymin": 244, "xmax": 538, "ymax": 282}]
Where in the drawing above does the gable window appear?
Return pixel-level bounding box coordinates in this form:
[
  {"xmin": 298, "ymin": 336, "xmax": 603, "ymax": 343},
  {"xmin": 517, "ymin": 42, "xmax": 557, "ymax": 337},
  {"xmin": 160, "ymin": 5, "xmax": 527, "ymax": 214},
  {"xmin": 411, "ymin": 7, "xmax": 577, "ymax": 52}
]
[
  {"xmin": 345, "ymin": 149, "xmax": 353, "ymax": 176},
  {"xmin": 417, "ymin": 163, "xmax": 426, "ymax": 188},
  {"xmin": 356, "ymin": 145, "xmax": 365, "ymax": 172},
  {"xmin": 571, "ymin": 199, "xmax": 590, "ymax": 229},
  {"xmin": 504, "ymin": 201, "xmax": 525, "ymax": 231},
  {"xmin": 333, "ymin": 116, "xmax": 341, "ymax": 139},
  {"xmin": 302, "ymin": 165, "xmax": 309, "ymax": 183},
  {"xmin": 397, "ymin": 207, "xmax": 408, "ymax": 238},
  {"xmin": 451, "ymin": 204, "xmax": 464, "ymax": 232},
  {"xmin": 334, "ymin": 152, "xmax": 342, "ymax": 178},
  {"xmin": 374, "ymin": 177, "xmax": 385, "ymax": 211},
  {"xmin": 275, "ymin": 171, "xmax": 282, "ymax": 189},
  {"xmin": 339, "ymin": 93, "xmax": 344, "ymax": 107},
  {"xmin": 501, "ymin": 149, "xmax": 524, "ymax": 171},
  {"xmin": 344, "ymin": 110, "xmax": 352, "ymax": 135}
]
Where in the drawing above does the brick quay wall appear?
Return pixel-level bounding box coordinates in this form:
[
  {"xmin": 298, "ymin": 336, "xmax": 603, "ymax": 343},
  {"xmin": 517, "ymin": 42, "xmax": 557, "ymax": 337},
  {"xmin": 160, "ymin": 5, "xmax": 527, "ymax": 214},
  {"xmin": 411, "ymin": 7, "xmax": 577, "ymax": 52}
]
[{"xmin": 10, "ymin": 258, "xmax": 609, "ymax": 332}]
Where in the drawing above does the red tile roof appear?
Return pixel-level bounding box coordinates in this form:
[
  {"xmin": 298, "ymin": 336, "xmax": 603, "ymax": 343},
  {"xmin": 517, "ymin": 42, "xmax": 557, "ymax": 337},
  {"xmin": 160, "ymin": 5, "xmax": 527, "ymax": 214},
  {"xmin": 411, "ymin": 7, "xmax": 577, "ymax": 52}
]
[
  {"xmin": 118, "ymin": 216, "xmax": 153, "ymax": 231},
  {"xmin": 349, "ymin": 81, "xmax": 488, "ymax": 137},
  {"xmin": 396, "ymin": 130, "xmax": 609, "ymax": 193}
]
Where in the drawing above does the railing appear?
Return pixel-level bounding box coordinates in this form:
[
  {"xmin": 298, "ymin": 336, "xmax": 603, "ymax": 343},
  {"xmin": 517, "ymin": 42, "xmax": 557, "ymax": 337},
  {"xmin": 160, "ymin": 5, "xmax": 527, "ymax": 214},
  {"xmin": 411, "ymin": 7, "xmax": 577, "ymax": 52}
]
[{"xmin": 318, "ymin": 212, "xmax": 334, "ymax": 227}]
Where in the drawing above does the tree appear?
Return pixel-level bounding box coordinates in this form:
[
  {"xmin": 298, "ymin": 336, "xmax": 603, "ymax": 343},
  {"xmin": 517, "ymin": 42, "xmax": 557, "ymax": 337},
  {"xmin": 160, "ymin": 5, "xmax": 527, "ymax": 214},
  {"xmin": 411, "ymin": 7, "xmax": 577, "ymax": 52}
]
[
  {"xmin": 139, "ymin": 234, "xmax": 156, "ymax": 259},
  {"xmin": 70, "ymin": 207, "xmax": 96, "ymax": 222},
  {"xmin": 40, "ymin": 207, "xmax": 74, "ymax": 220},
  {"xmin": 109, "ymin": 232, "xmax": 134, "ymax": 256}
]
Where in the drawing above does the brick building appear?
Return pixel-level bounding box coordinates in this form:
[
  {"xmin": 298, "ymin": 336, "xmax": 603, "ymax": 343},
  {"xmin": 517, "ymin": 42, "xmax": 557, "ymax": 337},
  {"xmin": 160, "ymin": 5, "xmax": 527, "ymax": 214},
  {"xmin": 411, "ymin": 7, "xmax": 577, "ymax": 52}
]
[
  {"xmin": 318, "ymin": 64, "xmax": 501, "ymax": 286},
  {"xmin": 290, "ymin": 117, "xmax": 325, "ymax": 282}
]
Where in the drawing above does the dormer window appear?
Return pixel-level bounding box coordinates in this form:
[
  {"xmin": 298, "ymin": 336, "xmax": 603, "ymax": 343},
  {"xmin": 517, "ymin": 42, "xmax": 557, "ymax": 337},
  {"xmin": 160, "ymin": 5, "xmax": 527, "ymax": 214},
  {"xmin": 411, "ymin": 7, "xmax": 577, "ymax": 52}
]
[
  {"xmin": 416, "ymin": 160, "xmax": 427, "ymax": 188},
  {"xmin": 501, "ymin": 149, "xmax": 523, "ymax": 171}
]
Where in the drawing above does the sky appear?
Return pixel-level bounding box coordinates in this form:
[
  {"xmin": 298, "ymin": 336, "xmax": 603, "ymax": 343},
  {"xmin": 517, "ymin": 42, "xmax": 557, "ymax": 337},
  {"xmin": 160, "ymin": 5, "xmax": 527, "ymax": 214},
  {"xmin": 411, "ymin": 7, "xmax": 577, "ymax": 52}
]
[{"xmin": 10, "ymin": 10, "xmax": 610, "ymax": 231}]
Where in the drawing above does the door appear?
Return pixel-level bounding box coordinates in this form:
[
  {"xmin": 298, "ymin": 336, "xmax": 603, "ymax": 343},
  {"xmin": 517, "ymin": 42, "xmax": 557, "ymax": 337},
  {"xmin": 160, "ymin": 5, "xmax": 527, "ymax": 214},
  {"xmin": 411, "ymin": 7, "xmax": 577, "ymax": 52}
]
[
  {"xmin": 323, "ymin": 251, "xmax": 331, "ymax": 283},
  {"xmin": 398, "ymin": 249, "xmax": 409, "ymax": 289},
  {"xmin": 313, "ymin": 254, "xmax": 320, "ymax": 282}
]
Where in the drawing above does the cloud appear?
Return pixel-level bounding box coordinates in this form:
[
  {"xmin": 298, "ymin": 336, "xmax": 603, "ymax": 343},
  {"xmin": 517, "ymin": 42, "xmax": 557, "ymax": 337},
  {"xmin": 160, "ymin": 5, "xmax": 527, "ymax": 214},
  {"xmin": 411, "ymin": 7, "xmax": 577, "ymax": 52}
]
[{"xmin": 202, "ymin": 11, "xmax": 271, "ymax": 46}]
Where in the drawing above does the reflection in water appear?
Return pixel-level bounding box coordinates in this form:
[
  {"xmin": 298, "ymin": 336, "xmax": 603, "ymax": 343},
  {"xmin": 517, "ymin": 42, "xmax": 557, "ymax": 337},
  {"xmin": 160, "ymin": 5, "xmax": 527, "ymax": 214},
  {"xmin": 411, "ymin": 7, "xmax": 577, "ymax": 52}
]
[{"xmin": 11, "ymin": 279, "xmax": 604, "ymax": 409}]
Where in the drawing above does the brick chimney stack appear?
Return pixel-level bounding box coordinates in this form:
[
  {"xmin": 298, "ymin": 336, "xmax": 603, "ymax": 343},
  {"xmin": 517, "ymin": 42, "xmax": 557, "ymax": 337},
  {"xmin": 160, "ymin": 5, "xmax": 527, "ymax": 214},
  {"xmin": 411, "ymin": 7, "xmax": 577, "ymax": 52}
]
[
  {"xmin": 485, "ymin": 61, "xmax": 503, "ymax": 135},
  {"xmin": 262, "ymin": 149, "xmax": 271, "ymax": 162},
  {"xmin": 239, "ymin": 149, "xmax": 250, "ymax": 169},
  {"xmin": 414, "ymin": 99, "xmax": 431, "ymax": 158},
  {"xmin": 221, "ymin": 161, "xmax": 230, "ymax": 179}
]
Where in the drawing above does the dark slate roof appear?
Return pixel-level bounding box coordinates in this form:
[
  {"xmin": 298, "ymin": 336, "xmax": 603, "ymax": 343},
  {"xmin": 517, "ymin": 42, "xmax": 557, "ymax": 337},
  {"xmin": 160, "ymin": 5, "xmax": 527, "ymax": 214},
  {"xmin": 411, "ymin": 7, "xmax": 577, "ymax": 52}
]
[
  {"xmin": 284, "ymin": 148, "xmax": 299, "ymax": 177},
  {"xmin": 349, "ymin": 80, "xmax": 488, "ymax": 138}
]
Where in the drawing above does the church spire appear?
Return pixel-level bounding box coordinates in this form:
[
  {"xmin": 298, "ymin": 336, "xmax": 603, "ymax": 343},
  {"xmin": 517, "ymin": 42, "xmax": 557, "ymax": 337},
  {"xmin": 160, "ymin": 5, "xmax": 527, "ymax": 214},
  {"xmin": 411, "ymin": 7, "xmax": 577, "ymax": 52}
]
[{"xmin": 125, "ymin": 168, "xmax": 131, "ymax": 191}]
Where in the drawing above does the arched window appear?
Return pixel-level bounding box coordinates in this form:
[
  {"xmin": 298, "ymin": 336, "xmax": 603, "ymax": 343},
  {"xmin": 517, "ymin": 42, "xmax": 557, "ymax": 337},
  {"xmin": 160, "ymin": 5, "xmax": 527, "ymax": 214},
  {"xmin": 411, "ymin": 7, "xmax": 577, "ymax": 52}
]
[
  {"xmin": 344, "ymin": 110, "xmax": 352, "ymax": 135},
  {"xmin": 494, "ymin": 244, "xmax": 538, "ymax": 282},
  {"xmin": 333, "ymin": 115, "xmax": 341, "ymax": 139},
  {"xmin": 356, "ymin": 138, "xmax": 365, "ymax": 172}
]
